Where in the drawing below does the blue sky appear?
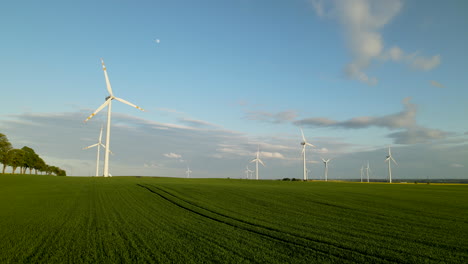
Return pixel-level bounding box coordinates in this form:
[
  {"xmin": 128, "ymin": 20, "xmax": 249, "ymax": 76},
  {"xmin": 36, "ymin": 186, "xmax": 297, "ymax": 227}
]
[{"xmin": 1, "ymin": 0, "xmax": 467, "ymax": 179}]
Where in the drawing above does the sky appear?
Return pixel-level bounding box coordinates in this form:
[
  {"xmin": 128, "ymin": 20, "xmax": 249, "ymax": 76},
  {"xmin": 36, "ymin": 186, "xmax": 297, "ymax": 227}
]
[{"xmin": 1, "ymin": 0, "xmax": 467, "ymax": 179}]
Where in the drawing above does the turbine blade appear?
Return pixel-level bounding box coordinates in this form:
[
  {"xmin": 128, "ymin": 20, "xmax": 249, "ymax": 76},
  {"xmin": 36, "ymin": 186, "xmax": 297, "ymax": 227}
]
[
  {"xmin": 114, "ymin": 97, "xmax": 145, "ymax": 112},
  {"xmin": 250, "ymin": 159, "xmax": 256, "ymax": 163},
  {"xmin": 302, "ymin": 145, "xmax": 306, "ymax": 154},
  {"xmin": 258, "ymin": 159, "xmax": 265, "ymax": 166},
  {"xmin": 84, "ymin": 99, "xmax": 111, "ymax": 122},
  {"xmin": 101, "ymin": 58, "xmax": 114, "ymax": 96},
  {"xmin": 99, "ymin": 126, "xmax": 103, "ymax": 142},
  {"xmin": 306, "ymin": 143, "xmax": 315, "ymax": 147},
  {"xmin": 391, "ymin": 157, "xmax": 398, "ymax": 165},
  {"xmin": 83, "ymin": 143, "xmax": 98, "ymax": 150},
  {"xmin": 300, "ymin": 128, "xmax": 306, "ymax": 142}
]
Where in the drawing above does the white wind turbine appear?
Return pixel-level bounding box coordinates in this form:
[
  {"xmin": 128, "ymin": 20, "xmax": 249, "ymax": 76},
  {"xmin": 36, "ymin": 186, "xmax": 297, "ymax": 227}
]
[
  {"xmin": 360, "ymin": 165, "xmax": 364, "ymax": 183},
  {"xmin": 300, "ymin": 128, "xmax": 315, "ymax": 181},
  {"xmin": 385, "ymin": 147, "xmax": 398, "ymax": 183},
  {"xmin": 250, "ymin": 146, "xmax": 265, "ymax": 180},
  {"xmin": 245, "ymin": 165, "xmax": 254, "ymax": 179},
  {"xmin": 84, "ymin": 59, "xmax": 145, "ymax": 177},
  {"xmin": 82, "ymin": 126, "xmax": 110, "ymax": 177},
  {"xmin": 321, "ymin": 157, "xmax": 331, "ymax": 181},
  {"xmin": 186, "ymin": 166, "xmax": 192, "ymax": 178},
  {"xmin": 366, "ymin": 161, "xmax": 371, "ymax": 183}
]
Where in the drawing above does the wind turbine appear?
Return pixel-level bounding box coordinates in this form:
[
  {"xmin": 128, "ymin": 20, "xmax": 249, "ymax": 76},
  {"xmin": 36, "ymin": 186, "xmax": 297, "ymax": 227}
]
[
  {"xmin": 186, "ymin": 166, "xmax": 192, "ymax": 178},
  {"xmin": 82, "ymin": 126, "xmax": 109, "ymax": 177},
  {"xmin": 300, "ymin": 128, "xmax": 315, "ymax": 181},
  {"xmin": 385, "ymin": 147, "xmax": 398, "ymax": 183},
  {"xmin": 360, "ymin": 165, "xmax": 364, "ymax": 183},
  {"xmin": 84, "ymin": 59, "xmax": 145, "ymax": 177},
  {"xmin": 247, "ymin": 166, "xmax": 254, "ymax": 179},
  {"xmin": 366, "ymin": 161, "xmax": 371, "ymax": 183},
  {"xmin": 321, "ymin": 157, "xmax": 331, "ymax": 181},
  {"xmin": 250, "ymin": 146, "xmax": 265, "ymax": 180},
  {"xmin": 245, "ymin": 165, "xmax": 254, "ymax": 179}
]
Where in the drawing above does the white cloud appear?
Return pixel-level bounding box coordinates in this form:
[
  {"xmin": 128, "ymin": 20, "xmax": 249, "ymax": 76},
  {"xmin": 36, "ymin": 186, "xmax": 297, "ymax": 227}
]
[
  {"xmin": 260, "ymin": 151, "xmax": 286, "ymax": 159},
  {"xmin": 410, "ymin": 54, "xmax": 441, "ymax": 70},
  {"xmin": 312, "ymin": 0, "xmax": 440, "ymax": 85},
  {"xmin": 144, "ymin": 161, "xmax": 161, "ymax": 168},
  {"xmin": 164, "ymin": 153, "xmax": 182, "ymax": 159},
  {"xmin": 450, "ymin": 163, "xmax": 464, "ymax": 168},
  {"xmin": 381, "ymin": 48, "xmax": 441, "ymax": 71}
]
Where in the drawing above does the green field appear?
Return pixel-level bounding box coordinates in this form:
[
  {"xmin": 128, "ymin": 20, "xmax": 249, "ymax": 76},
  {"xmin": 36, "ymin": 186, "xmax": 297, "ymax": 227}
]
[{"xmin": 0, "ymin": 175, "xmax": 467, "ymax": 263}]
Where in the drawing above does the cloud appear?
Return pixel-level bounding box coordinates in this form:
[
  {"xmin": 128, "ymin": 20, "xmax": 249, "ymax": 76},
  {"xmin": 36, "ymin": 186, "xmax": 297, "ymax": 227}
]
[
  {"xmin": 449, "ymin": 163, "xmax": 464, "ymax": 168},
  {"xmin": 178, "ymin": 117, "xmax": 219, "ymax": 129},
  {"xmin": 144, "ymin": 161, "xmax": 161, "ymax": 168},
  {"xmin": 295, "ymin": 97, "xmax": 449, "ymax": 145},
  {"xmin": 430, "ymin": 80, "xmax": 445, "ymax": 88},
  {"xmin": 245, "ymin": 110, "xmax": 297, "ymax": 124},
  {"xmin": 295, "ymin": 97, "xmax": 416, "ymax": 130},
  {"xmin": 311, "ymin": 0, "xmax": 440, "ymax": 85},
  {"xmin": 164, "ymin": 153, "xmax": 182, "ymax": 159},
  {"xmin": 387, "ymin": 126, "xmax": 449, "ymax": 144},
  {"xmin": 380, "ymin": 48, "xmax": 441, "ymax": 71},
  {"xmin": 409, "ymin": 54, "xmax": 441, "ymax": 70},
  {"xmin": 260, "ymin": 151, "xmax": 286, "ymax": 159}
]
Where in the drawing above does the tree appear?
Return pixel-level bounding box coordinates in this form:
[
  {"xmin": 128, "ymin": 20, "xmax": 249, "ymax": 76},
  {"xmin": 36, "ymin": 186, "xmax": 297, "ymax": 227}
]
[
  {"xmin": 35, "ymin": 157, "xmax": 46, "ymax": 174},
  {"xmin": 21, "ymin": 146, "xmax": 40, "ymax": 174},
  {"xmin": 7, "ymin": 149, "xmax": 25, "ymax": 174},
  {"xmin": 0, "ymin": 133, "xmax": 13, "ymax": 174}
]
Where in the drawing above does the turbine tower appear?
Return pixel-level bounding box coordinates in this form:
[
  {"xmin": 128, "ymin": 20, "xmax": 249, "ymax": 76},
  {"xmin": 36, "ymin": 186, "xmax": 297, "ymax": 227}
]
[
  {"xmin": 321, "ymin": 157, "xmax": 331, "ymax": 181},
  {"xmin": 366, "ymin": 161, "xmax": 371, "ymax": 183},
  {"xmin": 385, "ymin": 147, "xmax": 398, "ymax": 183},
  {"xmin": 82, "ymin": 126, "xmax": 109, "ymax": 177},
  {"xmin": 186, "ymin": 166, "xmax": 192, "ymax": 178},
  {"xmin": 300, "ymin": 128, "xmax": 315, "ymax": 181},
  {"xmin": 84, "ymin": 59, "xmax": 145, "ymax": 177},
  {"xmin": 250, "ymin": 146, "xmax": 265, "ymax": 180},
  {"xmin": 245, "ymin": 165, "xmax": 254, "ymax": 179}
]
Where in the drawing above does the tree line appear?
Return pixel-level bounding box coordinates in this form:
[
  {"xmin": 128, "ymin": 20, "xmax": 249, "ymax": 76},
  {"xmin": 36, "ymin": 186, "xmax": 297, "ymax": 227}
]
[{"xmin": 0, "ymin": 133, "xmax": 66, "ymax": 176}]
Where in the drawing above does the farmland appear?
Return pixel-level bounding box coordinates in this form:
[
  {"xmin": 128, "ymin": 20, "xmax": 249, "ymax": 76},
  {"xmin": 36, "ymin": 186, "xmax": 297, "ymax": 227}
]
[{"xmin": 0, "ymin": 175, "xmax": 467, "ymax": 263}]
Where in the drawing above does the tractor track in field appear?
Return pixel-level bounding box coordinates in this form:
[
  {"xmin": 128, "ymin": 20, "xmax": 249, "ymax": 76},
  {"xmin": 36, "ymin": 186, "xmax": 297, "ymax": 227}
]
[{"xmin": 137, "ymin": 183, "xmax": 402, "ymax": 264}]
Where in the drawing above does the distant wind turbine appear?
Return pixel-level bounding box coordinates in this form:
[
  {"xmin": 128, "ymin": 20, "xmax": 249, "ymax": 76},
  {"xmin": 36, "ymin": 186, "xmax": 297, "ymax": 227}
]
[
  {"xmin": 321, "ymin": 157, "xmax": 331, "ymax": 181},
  {"xmin": 360, "ymin": 165, "xmax": 364, "ymax": 183},
  {"xmin": 186, "ymin": 166, "xmax": 192, "ymax": 178},
  {"xmin": 82, "ymin": 126, "xmax": 109, "ymax": 177},
  {"xmin": 385, "ymin": 147, "xmax": 398, "ymax": 183},
  {"xmin": 245, "ymin": 165, "xmax": 254, "ymax": 179},
  {"xmin": 300, "ymin": 128, "xmax": 315, "ymax": 181},
  {"xmin": 84, "ymin": 59, "xmax": 145, "ymax": 177},
  {"xmin": 366, "ymin": 161, "xmax": 371, "ymax": 183},
  {"xmin": 250, "ymin": 146, "xmax": 265, "ymax": 180}
]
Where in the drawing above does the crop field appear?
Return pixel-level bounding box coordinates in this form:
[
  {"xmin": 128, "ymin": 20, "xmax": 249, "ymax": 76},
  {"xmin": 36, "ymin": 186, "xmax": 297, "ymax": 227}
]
[{"xmin": 0, "ymin": 175, "xmax": 467, "ymax": 263}]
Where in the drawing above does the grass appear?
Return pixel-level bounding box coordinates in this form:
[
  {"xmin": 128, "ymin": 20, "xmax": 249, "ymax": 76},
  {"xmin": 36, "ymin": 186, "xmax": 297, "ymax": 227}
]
[{"xmin": 0, "ymin": 174, "xmax": 467, "ymax": 263}]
